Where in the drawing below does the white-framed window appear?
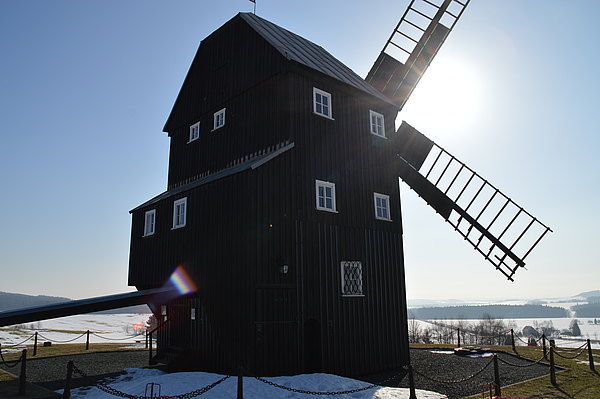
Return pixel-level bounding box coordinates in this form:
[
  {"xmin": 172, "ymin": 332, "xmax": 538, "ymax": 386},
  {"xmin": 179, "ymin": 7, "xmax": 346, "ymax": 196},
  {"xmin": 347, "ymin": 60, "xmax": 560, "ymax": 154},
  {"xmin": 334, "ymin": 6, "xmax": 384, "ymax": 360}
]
[
  {"xmin": 313, "ymin": 87, "xmax": 333, "ymax": 119},
  {"xmin": 315, "ymin": 180, "xmax": 337, "ymax": 212},
  {"xmin": 213, "ymin": 108, "xmax": 226, "ymax": 130},
  {"xmin": 374, "ymin": 193, "xmax": 391, "ymax": 221},
  {"xmin": 143, "ymin": 209, "xmax": 156, "ymax": 236},
  {"xmin": 172, "ymin": 197, "xmax": 187, "ymax": 229},
  {"xmin": 369, "ymin": 110, "xmax": 385, "ymax": 137},
  {"xmin": 341, "ymin": 261, "xmax": 363, "ymax": 296},
  {"xmin": 191, "ymin": 308, "xmax": 196, "ymax": 320},
  {"xmin": 189, "ymin": 122, "xmax": 200, "ymax": 142},
  {"xmin": 161, "ymin": 305, "xmax": 167, "ymax": 322}
]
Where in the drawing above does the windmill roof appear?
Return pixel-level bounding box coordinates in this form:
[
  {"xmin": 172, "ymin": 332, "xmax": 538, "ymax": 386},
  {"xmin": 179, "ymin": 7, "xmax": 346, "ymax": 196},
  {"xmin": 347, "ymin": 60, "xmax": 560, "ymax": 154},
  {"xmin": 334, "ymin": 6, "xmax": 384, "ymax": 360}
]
[
  {"xmin": 239, "ymin": 13, "xmax": 395, "ymax": 106},
  {"xmin": 130, "ymin": 141, "xmax": 295, "ymax": 212}
]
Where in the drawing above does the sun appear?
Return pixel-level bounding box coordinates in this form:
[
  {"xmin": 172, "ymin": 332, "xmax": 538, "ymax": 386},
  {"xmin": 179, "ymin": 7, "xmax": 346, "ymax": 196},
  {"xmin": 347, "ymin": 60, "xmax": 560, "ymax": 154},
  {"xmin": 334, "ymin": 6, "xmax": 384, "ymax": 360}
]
[{"xmin": 400, "ymin": 56, "xmax": 484, "ymax": 136}]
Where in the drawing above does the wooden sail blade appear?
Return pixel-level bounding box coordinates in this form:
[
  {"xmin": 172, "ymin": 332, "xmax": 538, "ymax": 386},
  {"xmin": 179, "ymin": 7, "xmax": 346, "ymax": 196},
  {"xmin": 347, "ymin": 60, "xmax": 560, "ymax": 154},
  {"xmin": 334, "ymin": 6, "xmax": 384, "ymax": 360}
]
[
  {"xmin": 394, "ymin": 121, "xmax": 552, "ymax": 280},
  {"xmin": 366, "ymin": 0, "xmax": 470, "ymax": 109}
]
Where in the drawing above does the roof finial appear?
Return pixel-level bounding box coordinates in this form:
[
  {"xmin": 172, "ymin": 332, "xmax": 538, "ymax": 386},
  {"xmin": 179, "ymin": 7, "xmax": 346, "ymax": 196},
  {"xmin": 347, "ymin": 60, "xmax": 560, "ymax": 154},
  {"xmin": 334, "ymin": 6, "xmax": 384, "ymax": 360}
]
[{"xmin": 249, "ymin": 0, "xmax": 256, "ymax": 15}]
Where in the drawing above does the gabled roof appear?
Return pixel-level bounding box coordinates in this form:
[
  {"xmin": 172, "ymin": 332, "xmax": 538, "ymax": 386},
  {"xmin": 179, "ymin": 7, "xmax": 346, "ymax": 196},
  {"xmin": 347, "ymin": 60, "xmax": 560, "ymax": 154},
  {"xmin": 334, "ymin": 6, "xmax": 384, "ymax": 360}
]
[
  {"xmin": 239, "ymin": 13, "xmax": 396, "ymax": 106},
  {"xmin": 131, "ymin": 141, "xmax": 295, "ymax": 212}
]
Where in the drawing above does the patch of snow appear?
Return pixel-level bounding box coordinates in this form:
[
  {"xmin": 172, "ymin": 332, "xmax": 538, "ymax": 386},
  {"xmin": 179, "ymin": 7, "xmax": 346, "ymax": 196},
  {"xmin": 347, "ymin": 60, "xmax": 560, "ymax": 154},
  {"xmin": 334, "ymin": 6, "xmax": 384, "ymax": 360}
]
[
  {"xmin": 429, "ymin": 350, "xmax": 455, "ymax": 355},
  {"xmin": 59, "ymin": 369, "xmax": 448, "ymax": 399}
]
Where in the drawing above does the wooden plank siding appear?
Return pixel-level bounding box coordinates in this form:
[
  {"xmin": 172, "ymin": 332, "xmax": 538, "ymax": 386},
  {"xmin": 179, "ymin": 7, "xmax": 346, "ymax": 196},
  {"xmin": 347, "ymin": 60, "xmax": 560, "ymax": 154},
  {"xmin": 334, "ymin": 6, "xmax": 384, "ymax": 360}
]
[{"xmin": 129, "ymin": 13, "xmax": 410, "ymax": 377}]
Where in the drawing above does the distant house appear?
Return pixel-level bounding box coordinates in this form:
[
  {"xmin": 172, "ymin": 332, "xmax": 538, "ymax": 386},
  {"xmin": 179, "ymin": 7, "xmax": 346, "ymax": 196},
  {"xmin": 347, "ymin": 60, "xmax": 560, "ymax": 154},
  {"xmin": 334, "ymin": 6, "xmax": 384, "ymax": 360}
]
[{"xmin": 128, "ymin": 13, "xmax": 409, "ymax": 376}]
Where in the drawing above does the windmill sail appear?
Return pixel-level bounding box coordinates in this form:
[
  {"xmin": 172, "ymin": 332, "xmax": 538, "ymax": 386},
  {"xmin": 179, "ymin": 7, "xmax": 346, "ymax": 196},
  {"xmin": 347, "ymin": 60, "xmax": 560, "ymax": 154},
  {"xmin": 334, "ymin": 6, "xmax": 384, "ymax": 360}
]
[
  {"xmin": 366, "ymin": 0, "xmax": 470, "ymax": 109},
  {"xmin": 393, "ymin": 122, "xmax": 552, "ymax": 281}
]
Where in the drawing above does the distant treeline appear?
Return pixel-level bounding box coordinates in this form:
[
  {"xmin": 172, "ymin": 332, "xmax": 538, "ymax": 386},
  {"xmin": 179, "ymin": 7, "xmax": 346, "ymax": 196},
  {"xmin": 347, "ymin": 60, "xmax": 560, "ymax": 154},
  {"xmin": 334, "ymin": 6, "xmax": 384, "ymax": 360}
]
[
  {"xmin": 572, "ymin": 303, "xmax": 600, "ymax": 317},
  {"xmin": 0, "ymin": 291, "xmax": 70, "ymax": 312},
  {"xmin": 409, "ymin": 304, "xmax": 568, "ymax": 320}
]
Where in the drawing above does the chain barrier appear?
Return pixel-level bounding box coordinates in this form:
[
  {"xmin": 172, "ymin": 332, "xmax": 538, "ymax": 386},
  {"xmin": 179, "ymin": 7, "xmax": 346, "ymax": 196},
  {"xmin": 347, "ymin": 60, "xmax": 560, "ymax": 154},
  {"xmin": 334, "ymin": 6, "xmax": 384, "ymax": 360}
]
[
  {"xmin": 553, "ymin": 344, "xmax": 589, "ymax": 360},
  {"xmin": 72, "ymin": 362, "xmax": 230, "ymax": 399},
  {"xmin": 0, "ymin": 334, "xmax": 35, "ymax": 348},
  {"xmin": 554, "ymin": 341, "xmax": 589, "ymax": 352},
  {"xmin": 37, "ymin": 332, "xmax": 87, "ymax": 343},
  {"xmin": 254, "ymin": 366, "xmax": 407, "ymax": 396},
  {"xmin": 497, "ymin": 353, "xmax": 547, "ymax": 368},
  {"xmin": 91, "ymin": 332, "xmax": 145, "ymax": 341},
  {"xmin": 413, "ymin": 357, "xmax": 494, "ymax": 384},
  {"xmin": 0, "ymin": 349, "xmax": 22, "ymax": 368},
  {"xmin": 514, "ymin": 334, "xmax": 544, "ymax": 345}
]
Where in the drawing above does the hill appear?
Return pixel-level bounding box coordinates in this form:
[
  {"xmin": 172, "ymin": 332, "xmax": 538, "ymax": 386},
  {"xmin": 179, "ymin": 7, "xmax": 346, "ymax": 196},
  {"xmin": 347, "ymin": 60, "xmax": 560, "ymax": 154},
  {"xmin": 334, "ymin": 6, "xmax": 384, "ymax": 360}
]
[{"xmin": 409, "ymin": 304, "xmax": 568, "ymax": 320}]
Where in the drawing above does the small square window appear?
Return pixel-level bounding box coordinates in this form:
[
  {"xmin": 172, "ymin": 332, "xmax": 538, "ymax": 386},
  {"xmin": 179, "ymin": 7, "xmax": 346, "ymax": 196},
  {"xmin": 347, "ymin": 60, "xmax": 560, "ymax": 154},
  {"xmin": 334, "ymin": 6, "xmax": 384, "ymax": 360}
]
[
  {"xmin": 189, "ymin": 122, "xmax": 200, "ymax": 142},
  {"xmin": 191, "ymin": 308, "xmax": 196, "ymax": 320},
  {"xmin": 315, "ymin": 180, "xmax": 337, "ymax": 212},
  {"xmin": 161, "ymin": 305, "xmax": 167, "ymax": 321},
  {"xmin": 313, "ymin": 87, "xmax": 333, "ymax": 119},
  {"xmin": 341, "ymin": 261, "xmax": 363, "ymax": 296},
  {"xmin": 369, "ymin": 110, "xmax": 385, "ymax": 137},
  {"xmin": 374, "ymin": 193, "xmax": 391, "ymax": 221},
  {"xmin": 213, "ymin": 108, "xmax": 226, "ymax": 130},
  {"xmin": 172, "ymin": 197, "xmax": 187, "ymax": 229},
  {"xmin": 144, "ymin": 209, "xmax": 156, "ymax": 236}
]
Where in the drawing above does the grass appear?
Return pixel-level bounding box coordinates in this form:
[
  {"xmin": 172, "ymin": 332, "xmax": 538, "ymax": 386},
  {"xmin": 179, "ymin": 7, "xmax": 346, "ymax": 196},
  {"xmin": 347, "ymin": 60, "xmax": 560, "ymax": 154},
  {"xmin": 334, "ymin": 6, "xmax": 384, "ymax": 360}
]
[{"xmin": 0, "ymin": 342, "xmax": 146, "ymax": 361}]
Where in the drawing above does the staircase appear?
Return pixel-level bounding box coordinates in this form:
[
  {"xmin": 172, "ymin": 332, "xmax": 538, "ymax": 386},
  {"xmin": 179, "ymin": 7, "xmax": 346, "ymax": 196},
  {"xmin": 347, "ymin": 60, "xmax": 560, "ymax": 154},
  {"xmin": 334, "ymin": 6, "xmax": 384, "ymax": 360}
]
[
  {"xmin": 393, "ymin": 122, "xmax": 552, "ymax": 280},
  {"xmin": 366, "ymin": 0, "xmax": 470, "ymax": 109}
]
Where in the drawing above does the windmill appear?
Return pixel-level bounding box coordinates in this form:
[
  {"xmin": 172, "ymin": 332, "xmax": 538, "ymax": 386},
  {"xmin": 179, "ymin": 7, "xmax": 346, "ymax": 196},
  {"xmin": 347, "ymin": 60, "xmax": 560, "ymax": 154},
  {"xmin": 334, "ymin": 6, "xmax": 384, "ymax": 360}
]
[{"xmin": 367, "ymin": 0, "xmax": 551, "ymax": 280}]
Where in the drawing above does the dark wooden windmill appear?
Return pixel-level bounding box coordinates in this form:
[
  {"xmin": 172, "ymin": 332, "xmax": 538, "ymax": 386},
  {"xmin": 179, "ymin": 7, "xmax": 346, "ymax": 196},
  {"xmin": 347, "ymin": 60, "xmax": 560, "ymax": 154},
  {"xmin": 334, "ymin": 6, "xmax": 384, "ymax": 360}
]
[{"xmin": 127, "ymin": 0, "xmax": 550, "ymax": 377}]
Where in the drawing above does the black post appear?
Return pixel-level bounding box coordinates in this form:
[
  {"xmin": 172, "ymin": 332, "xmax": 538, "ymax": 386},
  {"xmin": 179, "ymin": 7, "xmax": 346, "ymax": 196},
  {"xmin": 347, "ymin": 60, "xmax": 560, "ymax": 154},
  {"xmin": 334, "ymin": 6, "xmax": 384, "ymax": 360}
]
[
  {"xmin": 550, "ymin": 346, "xmax": 557, "ymax": 386},
  {"xmin": 19, "ymin": 349, "xmax": 27, "ymax": 395},
  {"xmin": 408, "ymin": 365, "xmax": 417, "ymax": 399},
  {"xmin": 237, "ymin": 367, "xmax": 244, "ymax": 399},
  {"xmin": 145, "ymin": 330, "xmax": 149, "ymax": 349},
  {"xmin": 148, "ymin": 331, "xmax": 153, "ymax": 365},
  {"xmin": 542, "ymin": 334, "xmax": 547, "ymax": 360},
  {"xmin": 33, "ymin": 332, "xmax": 38, "ymax": 356},
  {"xmin": 510, "ymin": 329, "xmax": 516, "ymax": 353},
  {"xmin": 493, "ymin": 354, "xmax": 501, "ymax": 397},
  {"xmin": 587, "ymin": 339, "xmax": 595, "ymax": 372},
  {"xmin": 63, "ymin": 361, "xmax": 74, "ymax": 399},
  {"xmin": 457, "ymin": 328, "xmax": 460, "ymax": 348},
  {"xmin": 85, "ymin": 330, "xmax": 90, "ymax": 350}
]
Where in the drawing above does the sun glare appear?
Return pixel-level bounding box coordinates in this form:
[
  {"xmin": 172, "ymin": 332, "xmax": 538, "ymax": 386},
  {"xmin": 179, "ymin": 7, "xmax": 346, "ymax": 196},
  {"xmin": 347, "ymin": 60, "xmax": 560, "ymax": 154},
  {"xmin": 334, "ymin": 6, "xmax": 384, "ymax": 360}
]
[{"xmin": 401, "ymin": 57, "xmax": 484, "ymax": 135}]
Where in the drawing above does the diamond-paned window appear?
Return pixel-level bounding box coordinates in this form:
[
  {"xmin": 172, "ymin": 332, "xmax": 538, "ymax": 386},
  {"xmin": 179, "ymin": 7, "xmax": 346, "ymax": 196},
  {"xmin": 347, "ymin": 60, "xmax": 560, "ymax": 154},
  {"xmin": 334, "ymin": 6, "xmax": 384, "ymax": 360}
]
[{"xmin": 341, "ymin": 261, "xmax": 363, "ymax": 296}]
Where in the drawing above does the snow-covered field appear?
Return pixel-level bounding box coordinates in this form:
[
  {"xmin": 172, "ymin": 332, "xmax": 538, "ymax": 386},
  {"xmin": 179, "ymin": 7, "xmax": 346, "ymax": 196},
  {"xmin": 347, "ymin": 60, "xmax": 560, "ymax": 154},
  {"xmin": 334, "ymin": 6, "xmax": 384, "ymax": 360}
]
[
  {"xmin": 413, "ymin": 318, "xmax": 600, "ymax": 349},
  {"xmin": 61, "ymin": 368, "xmax": 447, "ymax": 399},
  {"xmin": 0, "ymin": 313, "xmax": 150, "ymax": 352}
]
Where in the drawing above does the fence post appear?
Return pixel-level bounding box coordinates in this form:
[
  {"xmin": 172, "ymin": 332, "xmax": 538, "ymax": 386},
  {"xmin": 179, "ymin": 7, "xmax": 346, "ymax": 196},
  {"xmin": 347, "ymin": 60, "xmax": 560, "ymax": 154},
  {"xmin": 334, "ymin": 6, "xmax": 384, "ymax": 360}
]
[
  {"xmin": 237, "ymin": 367, "xmax": 244, "ymax": 399},
  {"xmin": 148, "ymin": 331, "xmax": 153, "ymax": 365},
  {"xmin": 19, "ymin": 349, "xmax": 27, "ymax": 395},
  {"xmin": 457, "ymin": 328, "xmax": 460, "ymax": 348},
  {"xmin": 145, "ymin": 330, "xmax": 149, "ymax": 349},
  {"xmin": 33, "ymin": 332, "xmax": 38, "ymax": 356},
  {"xmin": 408, "ymin": 365, "xmax": 417, "ymax": 399},
  {"xmin": 63, "ymin": 361, "xmax": 74, "ymax": 399},
  {"xmin": 587, "ymin": 339, "xmax": 595, "ymax": 372},
  {"xmin": 542, "ymin": 334, "xmax": 547, "ymax": 360},
  {"xmin": 492, "ymin": 354, "xmax": 501, "ymax": 397},
  {"xmin": 85, "ymin": 330, "xmax": 90, "ymax": 350},
  {"xmin": 510, "ymin": 329, "xmax": 516, "ymax": 353},
  {"xmin": 549, "ymin": 346, "xmax": 557, "ymax": 386}
]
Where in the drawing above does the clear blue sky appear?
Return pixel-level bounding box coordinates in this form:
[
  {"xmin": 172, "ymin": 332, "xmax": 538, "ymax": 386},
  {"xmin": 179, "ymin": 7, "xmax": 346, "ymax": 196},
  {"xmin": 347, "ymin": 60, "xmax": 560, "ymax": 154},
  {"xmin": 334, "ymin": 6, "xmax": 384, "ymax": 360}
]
[{"xmin": 1, "ymin": 1, "xmax": 598, "ymax": 301}]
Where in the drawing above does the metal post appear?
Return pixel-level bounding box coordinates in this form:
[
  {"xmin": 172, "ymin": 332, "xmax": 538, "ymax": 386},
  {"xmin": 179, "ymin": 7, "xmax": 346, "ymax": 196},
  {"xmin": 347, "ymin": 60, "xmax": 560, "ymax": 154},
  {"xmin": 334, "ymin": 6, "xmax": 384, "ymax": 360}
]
[
  {"xmin": 408, "ymin": 365, "xmax": 417, "ymax": 399},
  {"xmin": 145, "ymin": 330, "xmax": 149, "ymax": 349},
  {"xmin": 33, "ymin": 332, "xmax": 38, "ymax": 356},
  {"xmin": 63, "ymin": 361, "xmax": 74, "ymax": 399},
  {"xmin": 457, "ymin": 328, "xmax": 460, "ymax": 348},
  {"xmin": 549, "ymin": 346, "xmax": 557, "ymax": 386},
  {"xmin": 237, "ymin": 367, "xmax": 244, "ymax": 399},
  {"xmin": 510, "ymin": 329, "xmax": 516, "ymax": 353},
  {"xmin": 542, "ymin": 334, "xmax": 547, "ymax": 360},
  {"xmin": 19, "ymin": 349, "xmax": 27, "ymax": 395},
  {"xmin": 493, "ymin": 354, "xmax": 501, "ymax": 397},
  {"xmin": 587, "ymin": 339, "xmax": 595, "ymax": 372},
  {"xmin": 85, "ymin": 330, "xmax": 90, "ymax": 350}
]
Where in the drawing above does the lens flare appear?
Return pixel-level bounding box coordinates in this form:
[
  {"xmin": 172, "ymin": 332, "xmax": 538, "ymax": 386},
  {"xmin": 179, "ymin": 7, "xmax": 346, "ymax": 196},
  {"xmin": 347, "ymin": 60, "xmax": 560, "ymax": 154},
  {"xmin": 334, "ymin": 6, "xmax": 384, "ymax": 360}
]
[{"xmin": 169, "ymin": 265, "xmax": 197, "ymax": 295}]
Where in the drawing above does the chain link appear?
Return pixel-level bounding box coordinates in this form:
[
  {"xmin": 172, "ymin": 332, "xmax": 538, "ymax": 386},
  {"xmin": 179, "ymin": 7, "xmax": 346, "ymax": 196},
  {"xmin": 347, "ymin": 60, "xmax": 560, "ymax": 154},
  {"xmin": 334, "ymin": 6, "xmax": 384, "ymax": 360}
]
[
  {"xmin": 413, "ymin": 357, "xmax": 494, "ymax": 384},
  {"xmin": 72, "ymin": 362, "xmax": 230, "ymax": 399},
  {"xmin": 0, "ymin": 334, "xmax": 35, "ymax": 348},
  {"xmin": 553, "ymin": 345, "xmax": 589, "ymax": 360},
  {"xmin": 0, "ymin": 349, "xmax": 23, "ymax": 368},
  {"xmin": 91, "ymin": 332, "xmax": 145, "ymax": 341},
  {"xmin": 497, "ymin": 353, "xmax": 547, "ymax": 368},
  {"xmin": 37, "ymin": 332, "xmax": 87, "ymax": 343}
]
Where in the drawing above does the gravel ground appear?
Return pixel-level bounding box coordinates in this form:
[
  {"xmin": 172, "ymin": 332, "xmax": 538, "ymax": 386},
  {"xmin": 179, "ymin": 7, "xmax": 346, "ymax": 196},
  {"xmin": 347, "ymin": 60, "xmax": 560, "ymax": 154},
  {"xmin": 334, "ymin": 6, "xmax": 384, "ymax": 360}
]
[
  {"xmin": 1, "ymin": 349, "xmax": 551, "ymax": 398},
  {"xmin": 362, "ymin": 348, "xmax": 552, "ymax": 399}
]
